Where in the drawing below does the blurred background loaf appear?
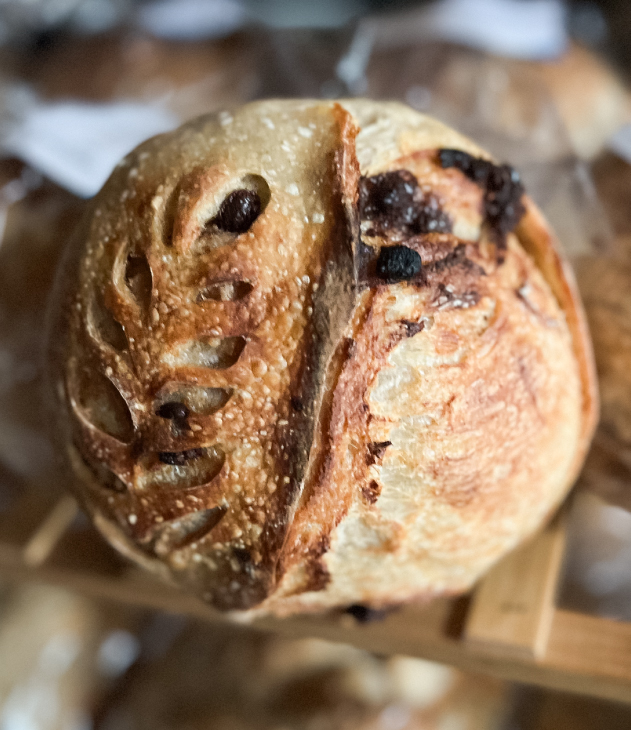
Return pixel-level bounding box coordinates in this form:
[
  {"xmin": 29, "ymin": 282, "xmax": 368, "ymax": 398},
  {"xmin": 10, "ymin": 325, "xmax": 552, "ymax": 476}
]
[{"xmin": 2, "ymin": 0, "xmax": 631, "ymax": 727}]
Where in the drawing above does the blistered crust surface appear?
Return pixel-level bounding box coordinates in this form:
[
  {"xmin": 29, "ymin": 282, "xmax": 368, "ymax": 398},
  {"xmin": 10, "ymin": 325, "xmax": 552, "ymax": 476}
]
[
  {"xmin": 55, "ymin": 101, "xmax": 357, "ymax": 609},
  {"xmin": 272, "ymin": 234, "xmax": 581, "ymax": 612},
  {"xmin": 50, "ymin": 99, "xmax": 596, "ymax": 615}
]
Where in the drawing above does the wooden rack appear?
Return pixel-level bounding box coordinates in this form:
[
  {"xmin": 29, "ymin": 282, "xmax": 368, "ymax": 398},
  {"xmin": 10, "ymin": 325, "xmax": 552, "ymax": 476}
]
[{"xmin": 1, "ymin": 488, "xmax": 630, "ymax": 705}]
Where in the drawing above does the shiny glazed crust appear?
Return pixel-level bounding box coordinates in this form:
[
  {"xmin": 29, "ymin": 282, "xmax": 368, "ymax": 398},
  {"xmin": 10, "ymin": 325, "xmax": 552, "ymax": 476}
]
[{"xmin": 48, "ymin": 100, "xmax": 597, "ymax": 615}]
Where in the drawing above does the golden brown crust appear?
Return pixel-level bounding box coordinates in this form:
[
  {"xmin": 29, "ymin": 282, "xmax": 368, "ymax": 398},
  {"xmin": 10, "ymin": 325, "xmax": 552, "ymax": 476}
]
[
  {"xmin": 50, "ymin": 101, "xmax": 361, "ymax": 609},
  {"xmin": 515, "ymin": 199, "xmax": 599, "ymax": 479},
  {"xmin": 48, "ymin": 99, "xmax": 597, "ymax": 615}
]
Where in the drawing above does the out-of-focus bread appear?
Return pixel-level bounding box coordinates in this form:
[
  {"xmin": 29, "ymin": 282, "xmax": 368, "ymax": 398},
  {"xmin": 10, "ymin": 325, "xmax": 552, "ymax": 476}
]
[
  {"xmin": 534, "ymin": 43, "xmax": 631, "ymax": 161},
  {"xmin": 20, "ymin": 31, "xmax": 258, "ymax": 120},
  {"xmin": 48, "ymin": 99, "xmax": 597, "ymax": 615},
  {"xmin": 574, "ymin": 255, "xmax": 631, "ymax": 511},
  {"xmin": 366, "ymin": 40, "xmax": 631, "ymax": 162},
  {"xmin": 92, "ymin": 622, "xmax": 508, "ymax": 730}
]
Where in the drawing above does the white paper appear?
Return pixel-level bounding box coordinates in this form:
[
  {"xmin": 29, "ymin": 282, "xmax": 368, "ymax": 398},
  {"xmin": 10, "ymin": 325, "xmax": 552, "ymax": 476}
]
[
  {"xmin": 609, "ymin": 124, "xmax": 631, "ymax": 166},
  {"xmin": 425, "ymin": 0, "xmax": 568, "ymax": 60},
  {"xmin": 1, "ymin": 100, "xmax": 179, "ymax": 198},
  {"xmin": 137, "ymin": 0, "xmax": 247, "ymax": 40}
]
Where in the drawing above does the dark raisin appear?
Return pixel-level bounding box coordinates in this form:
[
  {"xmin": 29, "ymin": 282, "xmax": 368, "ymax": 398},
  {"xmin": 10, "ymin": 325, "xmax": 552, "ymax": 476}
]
[
  {"xmin": 345, "ymin": 604, "xmax": 388, "ymax": 623},
  {"xmin": 290, "ymin": 396, "xmax": 304, "ymax": 412},
  {"xmin": 361, "ymin": 480, "xmax": 381, "ymax": 505},
  {"xmin": 156, "ymin": 401, "xmax": 190, "ymax": 432},
  {"xmin": 213, "ymin": 189, "xmax": 261, "ymax": 233},
  {"xmin": 233, "ymin": 548, "xmax": 251, "ymax": 566},
  {"xmin": 402, "ymin": 320, "xmax": 424, "ymax": 337},
  {"xmin": 158, "ymin": 448, "xmax": 204, "ymax": 466},
  {"xmin": 359, "ymin": 170, "xmax": 418, "ymax": 228},
  {"xmin": 438, "ymin": 149, "xmax": 525, "ymax": 253},
  {"xmin": 156, "ymin": 402, "xmax": 190, "ymax": 421},
  {"xmin": 375, "ymin": 245, "xmax": 422, "ymax": 283},
  {"xmin": 359, "ymin": 170, "xmax": 453, "ymax": 237},
  {"xmin": 366, "ymin": 441, "xmax": 391, "ymax": 466},
  {"xmin": 438, "ymin": 148, "xmax": 471, "ymax": 174},
  {"xmin": 484, "ymin": 164, "xmax": 525, "ymax": 241}
]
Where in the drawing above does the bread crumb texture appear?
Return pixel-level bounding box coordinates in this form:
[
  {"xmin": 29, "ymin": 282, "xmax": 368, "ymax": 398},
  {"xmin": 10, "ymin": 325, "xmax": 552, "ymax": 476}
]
[{"xmin": 49, "ymin": 100, "xmax": 596, "ymax": 614}]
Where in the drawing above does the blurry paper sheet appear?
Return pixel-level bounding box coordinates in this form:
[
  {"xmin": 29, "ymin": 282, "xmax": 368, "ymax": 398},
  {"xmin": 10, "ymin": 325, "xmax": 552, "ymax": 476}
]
[
  {"xmin": 1, "ymin": 100, "xmax": 178, "ymax": 198},
  {"xmin": 425, "ymin": 0, "xmax": 568, "ymax": 60},
  {"xmin": 136, "ymin": 0, "xmax": 247, "ymax": 41},
  {"xmin": 368, "ymin": 0, "xmax": 568, "ymax": 60}
]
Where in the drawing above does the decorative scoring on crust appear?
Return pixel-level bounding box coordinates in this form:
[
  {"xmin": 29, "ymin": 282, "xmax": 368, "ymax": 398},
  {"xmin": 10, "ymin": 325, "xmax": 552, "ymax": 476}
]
[{"xmin": 58, "ymin": 101, "xmax": 360, "ymax": 610}]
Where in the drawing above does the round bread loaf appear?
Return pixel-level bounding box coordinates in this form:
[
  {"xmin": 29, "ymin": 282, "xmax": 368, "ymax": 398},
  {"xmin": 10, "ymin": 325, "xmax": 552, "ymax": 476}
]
[{"xmin": 47, "ymin": 99, "xmax": 597, "ymax": 615}]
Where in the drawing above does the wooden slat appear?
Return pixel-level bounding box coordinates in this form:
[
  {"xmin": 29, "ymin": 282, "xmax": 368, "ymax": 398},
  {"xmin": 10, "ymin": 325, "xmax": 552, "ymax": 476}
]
[
  {"xmin": 1, "ymin": 556, "xmax": 631, "ymax": 704},
  {"xmin": 464, "ymin": 513, "xmax": 567, "ymax": 658},
  {"xmin": 23, "ymin": 496, "xmax": 79, "ymax": 567},
  {"xmin": 1, "ymin": 498, "xmax": 631, "ymax": 705},
  {"xmin": 254, "ymin": 607, "xmax": 631, "ymax": 705},
  {"xmin": 547, "ymin": 610, "xmax": 631, "ymax": 696}
]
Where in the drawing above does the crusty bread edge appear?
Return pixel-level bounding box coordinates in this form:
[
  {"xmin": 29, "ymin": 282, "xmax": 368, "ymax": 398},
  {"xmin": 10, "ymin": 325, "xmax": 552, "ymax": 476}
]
[
  {"xmin": 47, "ymin": 100, "xmax": 598, "ymax": 618},
  {"xmin": 516, "ymin": 197, "xmax": 599, "ymax": 479}
]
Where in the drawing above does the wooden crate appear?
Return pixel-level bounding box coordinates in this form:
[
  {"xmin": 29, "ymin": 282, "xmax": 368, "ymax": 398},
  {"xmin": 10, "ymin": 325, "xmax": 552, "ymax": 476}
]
[{"xmin": 1, "ymin": 487, "xmax": 631, "ymax": 705}]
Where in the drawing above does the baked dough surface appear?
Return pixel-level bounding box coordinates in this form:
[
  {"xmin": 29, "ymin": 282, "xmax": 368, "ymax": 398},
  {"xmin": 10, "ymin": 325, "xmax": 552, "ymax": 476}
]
[{"xmin": 48, "ymin": 100, "xmax": 597, "ymax": 615}]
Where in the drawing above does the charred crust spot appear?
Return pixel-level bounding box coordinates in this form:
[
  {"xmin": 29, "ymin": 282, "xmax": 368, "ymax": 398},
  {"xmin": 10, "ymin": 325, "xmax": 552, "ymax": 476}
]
[
  {"xmin": 158, "ymin": 448, "xmax": 204, "ymax": 466},
  {"xmin": 359, "ymin": 170, "xmax": 451, "ymax": 236},
  {"xmin": 366, "ymin": 441, "xmax": 391, "ymax": 466},
  {"xmin": 344, "ymin": 604, "xmax": 389, "ymax": 623},
  {"xmin": 213, "ymin": 189, "xmax": 261, "ymax": 234},
  {"xmin": 290, "ymin": 396, "xmax": 304, "ymax": 412},
  {"xmin": 402, "ymin": 320, "xmax": 424, "ymax": 337},
  {"xmin": 361, "ymin": 479, "xmax": 382, "ymax": 505},
  {"xmin": 375, "ymin": 245, "xmax": 422, "ymax": 283},
  {"xmin": 438, "ymin": 149, "xmax": 525, "ymax": 253}
]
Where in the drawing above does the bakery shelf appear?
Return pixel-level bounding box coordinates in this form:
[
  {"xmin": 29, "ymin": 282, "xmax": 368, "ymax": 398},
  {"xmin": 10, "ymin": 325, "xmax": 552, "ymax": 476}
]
[{"xmin": 0, "ymin": 489, "xmax": 630, "ymax": 705}]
